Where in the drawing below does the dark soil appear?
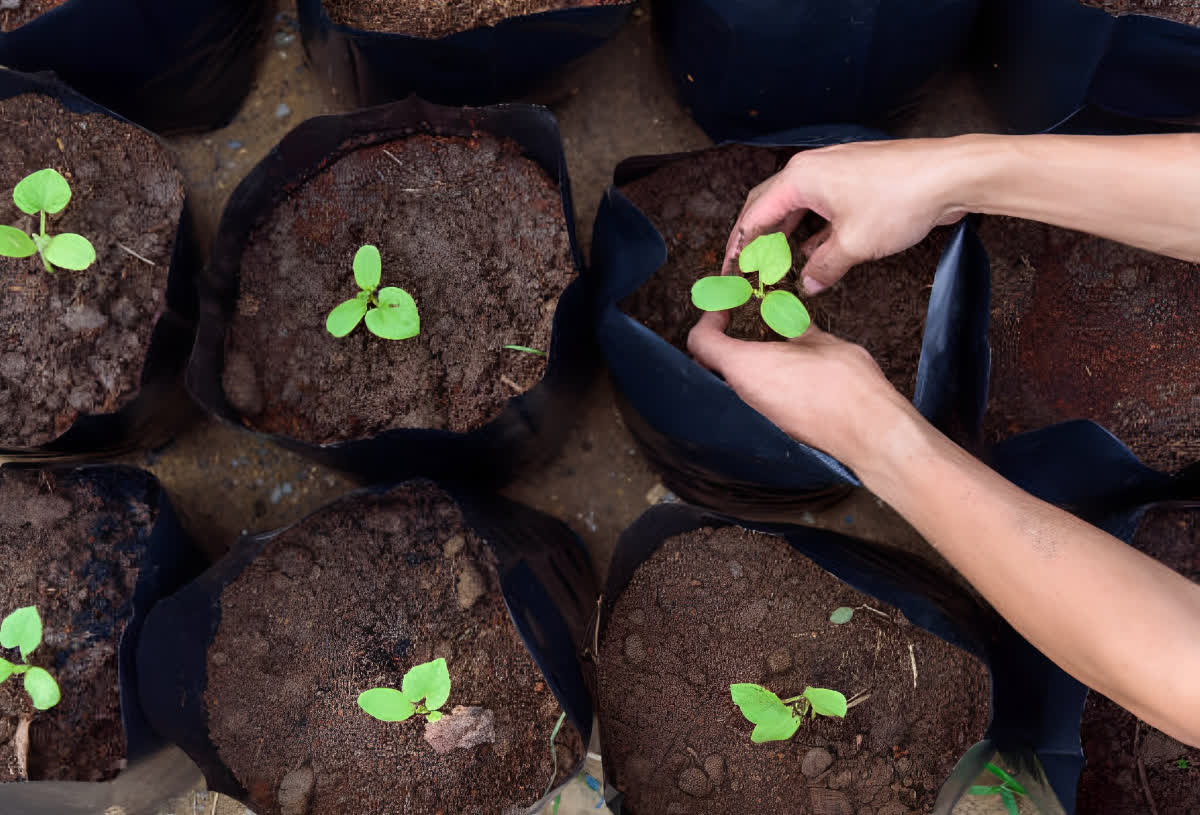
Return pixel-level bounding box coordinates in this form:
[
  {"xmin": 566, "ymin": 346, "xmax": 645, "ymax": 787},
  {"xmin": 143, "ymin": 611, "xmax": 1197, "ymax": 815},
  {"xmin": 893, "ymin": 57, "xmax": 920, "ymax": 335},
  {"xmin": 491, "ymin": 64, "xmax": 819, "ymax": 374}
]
[
  {"xmin": 0, "ymin": 93, "xmax": 183, "ymax": 448},
  {"xmin": 618, "ymin": 145, "xmax": 951, "ymax": 397},
  {"xmin": 1078, "ymin": 0, "xmax": 1200, "ymax": 24},
  {"xmin": 205, "ymin": 482, "xmax": 583, "ymax": 815},
  {"xmin": 981, "ymin": 216, "xmax": 1200, "ymax": 473},
  {"xmin": 223, "ymin": 132, "xmax": 573, "ymax": 444},
  {"xmin": 323, "ymin": 0, "xmax": 629, "ymax": 38},
  {"xmin": 0, "ymin": 0, "xmax": 69, "ymax": 32},
  {"xmin": 0, "ymin": 468, "xmax": 157, "ymax": 782},
  {"xmin": 597, "ymin": 525, "xmax": 990, "ymax": 815},
  {"xmin": 1076, "ymin": 507, "xmax": 1200, "ymax": 815}
]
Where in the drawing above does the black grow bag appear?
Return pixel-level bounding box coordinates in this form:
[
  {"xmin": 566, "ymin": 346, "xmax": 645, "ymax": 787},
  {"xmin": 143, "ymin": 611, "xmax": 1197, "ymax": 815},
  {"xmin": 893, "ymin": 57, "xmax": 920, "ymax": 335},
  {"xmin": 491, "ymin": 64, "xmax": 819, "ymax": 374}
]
[
  {"xmin": 0, "ymin": 68, "xmax": 201, "ymax": 465},
  {"xmin": 0, "ymin": 466, "xmax": 210, "ymax": 815},
  {"xmin": 136, "ymin": 481, "xmax": 597, "ymax": 813},
  {"xmin": 592, "ymin": 128, "xmax": 992, "ymax": 517},
  {"xmin": 0, "ymin": 0, "xmax": 269, "ymax": 133},
  {"xmin": 653, "ymin": 0, "xmax": 981, "ymax": 141},
  {"xmin": 187, "ymin": 96, "xmax": 597, "ymax": 488},
  {"xmin": 298, "ymin": 0, "xmax": 635, "ymax": 108},
  {"xmin": 970, "ymin": 0, "xmax": 1200, "ymax": 134}
]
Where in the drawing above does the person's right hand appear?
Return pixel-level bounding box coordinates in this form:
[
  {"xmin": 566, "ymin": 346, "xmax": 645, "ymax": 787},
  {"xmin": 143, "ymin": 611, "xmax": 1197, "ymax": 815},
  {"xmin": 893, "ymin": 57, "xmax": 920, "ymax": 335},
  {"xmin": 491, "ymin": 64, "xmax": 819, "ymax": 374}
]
[{"xmin": 724, "ymin": 138, "xmax": 970, "ymax": 293}]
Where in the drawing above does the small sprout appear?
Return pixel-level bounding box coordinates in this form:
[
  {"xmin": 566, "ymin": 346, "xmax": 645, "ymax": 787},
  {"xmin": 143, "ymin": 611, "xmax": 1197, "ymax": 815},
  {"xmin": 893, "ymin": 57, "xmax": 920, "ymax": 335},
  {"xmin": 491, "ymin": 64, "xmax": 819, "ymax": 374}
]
[
  {"xmin": 967, "ymin": 762, "xmax": 1028, "ymax": 815},
  {"xmin": 0, "ymin": 169, "xmax": 97, "ymax": 274},
  {"xmin": 326, "ymin": 244, "xmax": 420, "ymax": 340},
  {"xmin": 503, "ymin": 344, "xmax": 547, "ymax": 357},
  {"xmin": 358, "ymin": 657, "xmax": 450, "ymax": 723},
  {"xmin": 730, "ymin": 682, "xmax": 847, "ymax": 743},
  {"xmin": 1175, "ymin": 757, "xmax": 1192, "ymax": 770},
  {"xmin": 830, "ymin": 606, "xmax": 855, "ymax": 624},
  {"xmin": 691, "ymin": 232, "xmax": 811, "ymax": 338},
  {"xmin": 0, "ymin": 606, "xmax": 62, "ymax": 710}
]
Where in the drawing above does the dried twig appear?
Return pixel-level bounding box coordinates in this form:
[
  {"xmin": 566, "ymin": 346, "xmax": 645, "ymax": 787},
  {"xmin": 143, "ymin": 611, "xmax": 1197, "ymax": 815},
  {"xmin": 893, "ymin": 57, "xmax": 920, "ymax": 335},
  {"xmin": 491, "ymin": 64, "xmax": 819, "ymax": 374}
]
[
  {"xmin": 1134, "ymin": 721, "xmax": 1162, "ymax": 815},
  {"xmin": 907, "ymin": 642, "xmax": 918, "ymax": 689},
  {"xmin": 500, "ymin": 374, "xmax": 524, "ymax": 394},
  {"xmin": 117, "ymin": 243, "xmax": 156, "ymax": 266},
  {"xmin": 13, "ymin": 714, "xmax": 30, "ymax": 780},
  {"xmin": 846, "ymin": 690, "xmax": 872, "ymax": 710}
]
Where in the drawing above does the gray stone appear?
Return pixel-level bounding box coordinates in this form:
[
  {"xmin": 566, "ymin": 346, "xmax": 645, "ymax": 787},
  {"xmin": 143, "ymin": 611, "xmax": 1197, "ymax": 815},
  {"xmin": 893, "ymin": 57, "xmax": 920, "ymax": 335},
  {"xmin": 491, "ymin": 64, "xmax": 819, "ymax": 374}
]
[
  {"xmin": 809, "ymin": 787, "xmax": 853, "ymax": 815},
  {"xmin": 766, "ymin": 647, "xmax": 792, "ymax": 674},
  {"xmin": 703, "ymin": 754, "xmax": 726, "ymax": 786},
  {"xmin": 423, "ymin": 705, "xmax": 495, "ymax": 754},
  {"xmin": 277, "ymin": 765, "xmax": 314, "ymax": 815},
  {"xmin": 677, "ymin": 767, "xmax": 712, "ymax": 798},
  {"xmin": 60, "ymin": 306, "xmax": 107, "ymax": 333},
  {"xmin": 456, "ymin": 562, "xmax": 486, "ymax": 609},
  {"xmin": 802, "ymin": 747, "xmax": 834, "ymax": 778}
]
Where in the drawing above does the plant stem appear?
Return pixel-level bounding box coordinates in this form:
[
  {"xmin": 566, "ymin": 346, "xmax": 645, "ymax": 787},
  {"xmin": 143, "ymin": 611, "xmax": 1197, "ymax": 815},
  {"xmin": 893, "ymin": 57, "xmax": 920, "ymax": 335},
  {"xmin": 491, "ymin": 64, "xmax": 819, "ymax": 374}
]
[
  {"xmin": 781, "ymin": 695, "xmax": 803, "ymax": 704},
  {"xmin": 39, "ymin": 210, "xmax": 45, "ymax": 239}
]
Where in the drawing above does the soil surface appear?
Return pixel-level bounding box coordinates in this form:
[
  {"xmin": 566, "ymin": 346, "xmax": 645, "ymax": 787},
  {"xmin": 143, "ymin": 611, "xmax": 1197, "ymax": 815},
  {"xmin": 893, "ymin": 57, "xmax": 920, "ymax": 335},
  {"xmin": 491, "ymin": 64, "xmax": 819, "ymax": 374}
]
[
  {"xmin": 1079, "ymin": 0, "xmax": 1200, "ymax": 24},
  {"xmin": 0, "ymin": 93, "xmax": 183, "ymax": 448},
  {"xmin": 323, "ymin": 0, "xmax": 628, "ymax": 38},
  {"xmin": 0, "ymin": 468, "xmax": 156, "ymax": 782},
  {"xmin": 618, "ymin": 145, "xmax": 950, "ymax": 397},
  {"xmin": 0, "ymin": 0, "xmax": 68, "ymax": 32},
  {"xmin": 597, "ymin": 525, "xmax": 990, "ymax": 815},
  {"xmin": 1076, "ymin": 507, "xmax": 1200, "ymax": 815},
  {"xmin": 223, "ymin": 132, "xmax": 573, "ymax": 444},
  {"xmin": 981, "ymin": 216, "xmax": 1200, "ymax": 473},
  {"xmin": 205, "ymin": 482, "xmax": 583, "ymax": 815}
]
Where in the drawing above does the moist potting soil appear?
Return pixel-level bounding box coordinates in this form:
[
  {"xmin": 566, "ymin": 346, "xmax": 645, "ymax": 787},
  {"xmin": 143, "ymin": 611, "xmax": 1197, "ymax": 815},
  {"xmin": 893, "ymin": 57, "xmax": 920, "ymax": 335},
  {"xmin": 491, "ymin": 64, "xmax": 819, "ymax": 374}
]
[
  {"xmin": 618, "ymin": 144, "xmax": 952, "ymax": 397},
  {"xmin": 203, "ymin": 482, "xmax": 583, "ymax": 815},
  {"xmin": 0, "ymin": 92, "xmax": 183, "ymax": 448},
  {"xmin": 322, "ymin": 0, "xmax": 629, "ymax": 38},
  {"xmin": 0, "ymin": 0, "xmax": 67, "ymax": 31},
  {"xmin": 598, "ymin": 525, "xmax": 990, "ymax": 814},
  {"xmin": 982, "ymin": 216, "xmax": 1200, "ymax": 473},
  {"xmin": 1078, "ymin": 0, "xmax": 1200, "ymax": 24},
  {"xmin": 1076, "ymin": 507, "xmax": 1200, "ymax": 815},
  {"xmin": 222, "ymin": 131, "xmax": 573, "ymax": 445},
  {"xmin": 0, "ymin": 468, "xmax": 157, "ymax": 782}
]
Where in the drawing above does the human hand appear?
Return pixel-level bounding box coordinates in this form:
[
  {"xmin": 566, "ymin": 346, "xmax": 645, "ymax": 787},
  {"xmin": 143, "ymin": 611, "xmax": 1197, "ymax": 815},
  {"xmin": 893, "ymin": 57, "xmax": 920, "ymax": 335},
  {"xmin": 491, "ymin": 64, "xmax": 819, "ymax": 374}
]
[{"xmin": 724, "ymin": 139, "xmax": 969, "ymax": 293}]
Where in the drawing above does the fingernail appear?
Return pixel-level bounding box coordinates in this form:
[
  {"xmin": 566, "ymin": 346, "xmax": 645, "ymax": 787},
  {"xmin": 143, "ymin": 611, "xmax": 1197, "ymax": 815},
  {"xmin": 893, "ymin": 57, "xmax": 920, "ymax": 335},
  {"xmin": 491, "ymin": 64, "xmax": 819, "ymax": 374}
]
[{"xmin": 802, "ymin": 275, "xmax": 827, "ymax": 294}]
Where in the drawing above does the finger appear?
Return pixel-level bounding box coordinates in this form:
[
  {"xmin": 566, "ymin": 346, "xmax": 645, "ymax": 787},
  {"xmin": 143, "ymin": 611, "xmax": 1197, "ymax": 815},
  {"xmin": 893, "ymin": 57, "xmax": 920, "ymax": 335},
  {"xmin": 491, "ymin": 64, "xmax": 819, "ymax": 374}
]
[
  {"xmin": 799, "ymin": 230, "xmax": 857, "ymax": 294},
  {"xmin": 723, "ymin": 181, "xmax": 808, "ymax": 275},
  {"xmin": 799, "ymin": 223, "xmax": 832, "ymax": 259},
  {"xmin": 687, "ymin": 310, "xmax": 741, "ymax": 375}
]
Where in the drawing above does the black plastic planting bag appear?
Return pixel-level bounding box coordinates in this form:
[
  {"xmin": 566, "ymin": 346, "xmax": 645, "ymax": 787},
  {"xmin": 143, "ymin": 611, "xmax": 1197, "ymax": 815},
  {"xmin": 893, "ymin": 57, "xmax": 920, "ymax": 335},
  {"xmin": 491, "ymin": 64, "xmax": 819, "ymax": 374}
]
[
  {"xmin": 592, "ymin": 129, "xmax": 992, "ymax": 515},
  {"xmin": 298, "ymin": 0, "xmax": 634, "ymax": 107},
  {"xmin": 0, "ymin": 0, "xmax": 268, "ymax": 133},
  {"xmin": 187, "ymin": 97, "xmax": 596, "ymax": 487},
  {"xmin": 0, "ymin": 467, "xmax": 210, "ymax": 815},
  {"xmin": 0, "ymin": 68, "xmax": 201, "ymax": 465},
  {"xmin": 652, "ymin": 0, "xmax": 981, "ymax": 141},
  {"xmin": 136, "ymin": 482, "xmax": 597, "ymax": 812},
  {"xmin": 971, "ymin": 0, "xmax": 1200, "ymax": 134}
]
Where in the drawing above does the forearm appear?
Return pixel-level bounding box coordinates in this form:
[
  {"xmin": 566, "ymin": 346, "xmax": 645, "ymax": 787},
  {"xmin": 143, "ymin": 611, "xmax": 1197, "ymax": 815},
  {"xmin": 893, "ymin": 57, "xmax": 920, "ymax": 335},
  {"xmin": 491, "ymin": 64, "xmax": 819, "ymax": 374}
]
[{"xmin": 940, "ymin": 133, "xmax": 1200, "ymax": 262}]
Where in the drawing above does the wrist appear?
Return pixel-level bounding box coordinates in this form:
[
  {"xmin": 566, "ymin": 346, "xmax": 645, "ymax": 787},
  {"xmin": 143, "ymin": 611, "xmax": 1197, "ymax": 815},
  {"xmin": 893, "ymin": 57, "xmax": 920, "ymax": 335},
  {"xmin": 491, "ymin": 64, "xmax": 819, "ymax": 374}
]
[
  {"xmin": 933, "ymin": 134, "xmax": 1016, "ymax": 220},
  {"xmin": 842, "ymin": 397, "xmax": 942, "ymax": 499}
]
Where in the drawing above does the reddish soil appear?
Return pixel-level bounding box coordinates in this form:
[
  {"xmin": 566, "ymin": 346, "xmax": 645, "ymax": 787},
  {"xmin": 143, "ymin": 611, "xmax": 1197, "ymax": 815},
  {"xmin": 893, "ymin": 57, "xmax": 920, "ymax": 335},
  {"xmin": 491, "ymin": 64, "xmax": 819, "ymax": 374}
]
[
  {"xmin": 0, "ymin": 93, "xmax": 183, "ymax": 448},
  {"xmin": 1076, "ymin": 507, "xmax": 1200, "ymax": 815},
  {"xmin": 981, "ymin": 216, "xmax": 1200, "ymax": 473},
  {"xmin": 618, "ymin": 145, "xmax": 952, "ymax": 397},
  {"xmin": 1079, "ymin": 0, "xmax": 1200, "ymax": 24},
  {"xmin": 0, "ymin": 0, "xmax": 68, "ymax": 32},
  {"xmin": 223, "ymin": 132, "xmax": 573, "ymax": 444},
  {"xmin": 0, "ymin": 468, "xmax": 156, "ymax": 782},
  {"xmin": 205, "ymin": 482, "xmax": 583, "ymax": 815},
  {"xmin": 598, "ymin": 525, "xmax": 990, "ymax": 815},
  {"xmin": 323, "ymin": 0, "xmax": 629, "ymax": 37}
]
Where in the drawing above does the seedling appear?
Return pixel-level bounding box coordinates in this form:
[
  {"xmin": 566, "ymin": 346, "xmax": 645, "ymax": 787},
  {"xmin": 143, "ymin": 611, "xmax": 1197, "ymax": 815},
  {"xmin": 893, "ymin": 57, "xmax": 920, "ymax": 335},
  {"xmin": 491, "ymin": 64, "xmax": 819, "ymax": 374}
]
[
  {"xmin": 691, "ymin": 232, "xmax": 811, "ymax": 338},
  {"xmin": 730, "ymin": 682, "xmax": 847, "ymax": 743},
  {"xmin": 0, "ymin": 169, "xmax": 96, "ymax": 274},
  {"xmin": 326, "ymin": 244, "xmax": 419, "ymax": 340},
  {"xmin": 967, "ymin": 762, "xmax": 1028, "ymax": 815},
  {"xmin": 1175, "ymin": 757, "xmax": 1192, "ymax": 770},
  {"xmin": 358, "ymin": 657, "xmax": 450, "ymax": 723},
  {"xmin": 0, "ymin": 606, "xmax": 62, "ymax": 710},
  {"xmin": 503, "ymin": 344, "xmax": 547, "ymax": 357}
]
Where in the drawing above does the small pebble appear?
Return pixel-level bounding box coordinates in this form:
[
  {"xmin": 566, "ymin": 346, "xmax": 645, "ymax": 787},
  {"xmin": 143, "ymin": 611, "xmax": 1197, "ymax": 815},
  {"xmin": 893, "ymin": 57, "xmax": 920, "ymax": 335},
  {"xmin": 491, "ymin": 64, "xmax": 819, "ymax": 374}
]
[
  {"xmin": 727, "ymin": 560, "xmax": 743, "ymax": 579},
  {"xmin": 766, "ymin": 647, "xmax": 792, "ymax": 674},
  {"xmin": 275, "ymin": 103, "xmax": 292, "ymax": 118},
  {"xmin": 227, "ymin": 140, "xmax": 243, "ymax": 150},
  {"xmin": 677, "ymin": 767, "xmax": 712, "ymax": 798},
  {"xmin": 703, "ymin": 754, "xmax": 726, "ymax": 786},
  {"xmin": 801, "ymin": 747, "xmax": 834, "ymax": 778}
]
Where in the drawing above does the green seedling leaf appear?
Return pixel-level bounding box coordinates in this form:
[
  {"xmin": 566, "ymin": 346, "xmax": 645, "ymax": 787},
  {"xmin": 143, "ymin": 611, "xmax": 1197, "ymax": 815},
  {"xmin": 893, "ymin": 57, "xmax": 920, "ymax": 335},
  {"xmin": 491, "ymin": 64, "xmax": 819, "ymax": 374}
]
[
  {"xmin": 402, "ymin": 657, "xmax": 451, "ymax": 711},
  {"xmin": 426, "ymin": 711, "xmax": 443, "ymax": 723},
  {"xmin": 503, "ymin": 344, "xmax": 547, "ymax": 357},
  {"xmin": 802, "ymin": 687, "xmax": 848, "ymax": 718},
  {"xmin": 326, "ymin": 297, "xmax": 369, "ymax": 337},
  {"xmin": 738, "ymin": 232, "xmax": 792, "ymax": 286},
  {"xmin": 24, "ymin": 667, "xmax": 60, "ymax": 710},
  {"xmin": 0, "ymin": 657, "xmax": 14, "ymax": 683},
  {"xmin": 691, "ymin": 275, "xmax": 753, "ymax": 311},
  {"xmin": 968, "ymin": 785, "xmax": 1000, "ymax": 796},
  {"xmin": 43, "ymin": 233, "xmax": 96, "ymax": 271},
  {"xmin": 730, "ymin": 683, "xmax": 801, "ymax": 743},
  {"xmin": 13, "ymin": 168, "xmax": 71, "ymax": 215},
  {"xmin": 750, "ymin": 710, "xmax": 802, "ymax": 743},
  {"xmin": 1176, "ymin": 758, "xmax": 1191, "ymax": 770},
  {"xmin": 998, "ymin": 787, "xmax": 1019, "ymax": 815},
  {"xmin": 353, "ymin": 244, "xmax": 381, "ymax": 291},
  {"xmin": 830, "ymin": 607, "xmax": 855, "ymax": 624},
  {"xmin": 1, "ymin": 606, "xmax": 42, "ymax": 660},
  {"xmin": 985, "ymin": 763, "xmax": 1027, "ymax": 795},
  {"xmin": 0, "ymin": 225, "xmax": 36, "ymax": 258},
  {"xmin": 357, "ymin": 688, "xmax": 416, "ymax": 722},
  {"xmin": 760, "ymin": 290, "xmax": 811, "ymax": 338},
  {"xmin": 365, "ymin": 287, "xmax": 420, "ymax": 340}
]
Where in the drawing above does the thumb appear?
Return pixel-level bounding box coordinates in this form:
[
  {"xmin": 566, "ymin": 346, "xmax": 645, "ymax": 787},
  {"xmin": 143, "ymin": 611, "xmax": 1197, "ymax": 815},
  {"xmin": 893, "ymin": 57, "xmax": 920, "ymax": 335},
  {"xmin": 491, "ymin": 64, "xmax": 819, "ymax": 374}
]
[
  {"xmin": 687, "ymin": 310, "xmax": 741, "ymax": 376},
  {"xmin": 799, "ymin": 230, "xmax": 858, "ymax": 294}
]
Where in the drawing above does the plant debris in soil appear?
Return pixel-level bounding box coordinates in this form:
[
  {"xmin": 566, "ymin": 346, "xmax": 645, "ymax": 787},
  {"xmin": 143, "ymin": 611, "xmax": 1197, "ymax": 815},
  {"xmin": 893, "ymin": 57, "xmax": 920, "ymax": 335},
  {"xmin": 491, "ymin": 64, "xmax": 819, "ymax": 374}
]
[
  {"xmin": 0, "ymin": 0, "xmax": 69, "ymax": 32},
  {"xmin": 618, "ymin": 144, "xmax": 951, "ymax": 397},
  {"xmin": 981, "ymin": 216, "xmax": 1200, "ymax": 473},
  {"xmin": 0, "ymin": 468, "xmax": 157, "ymax": 782},
  {"xmin": 0, "ymin": 93, "xmax": 183, "ymax": 448},
  {"xmin": 205, "ymin": 481, "xmax": 582, "ymax": 815},
  {"xmin": 1078, "ymin": 0, "xmax": 1200, "ymax": 24},
  {"xmin": 1076, "ymin": 507, "xmax": 1200, "ymax": 815},
  {"xmin": 597, "ymin": 525, "xmax": 990, "ymax": 815},
  {"xmin": 323, "ymin": 0, "xmax": 629, "ymax": 38},
  {"xmin": 223, "ymin": 132, "xmax": 573, "ymax": 444}
]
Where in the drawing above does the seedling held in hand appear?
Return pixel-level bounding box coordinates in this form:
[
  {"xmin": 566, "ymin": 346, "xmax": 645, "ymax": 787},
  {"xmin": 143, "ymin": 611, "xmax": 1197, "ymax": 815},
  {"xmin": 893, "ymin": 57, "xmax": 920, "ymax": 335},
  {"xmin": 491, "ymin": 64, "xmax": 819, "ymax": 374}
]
[
  {"xmin": 967, "ymin": 762, "xmax": 1028, "ymax": 815},
  {"xmin": 730, "ymin": 682, "xmax": 847, "ymax": 743},
  {"xmin": 0, "ymin": 606, "xmax": 62, "ymax": 710},
  {"xmin": 358, "ymin": 658, "xmax": 450, "ymax": 723},
  {"xmin": 0, "ymin": 169, "xmax": 96, "ymax": 274},
  {"xmin": 326, "ymin": 244, "xmax": 420, "ymax": 340},
  {"xmin": 691, "ymin": 232, "xmax": 811, "ymax": 338}
]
